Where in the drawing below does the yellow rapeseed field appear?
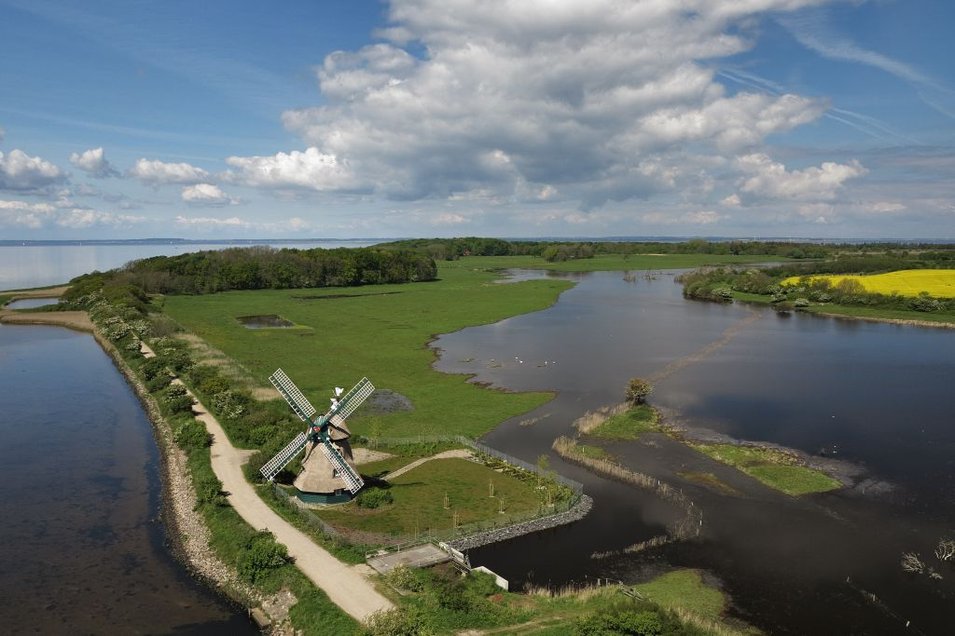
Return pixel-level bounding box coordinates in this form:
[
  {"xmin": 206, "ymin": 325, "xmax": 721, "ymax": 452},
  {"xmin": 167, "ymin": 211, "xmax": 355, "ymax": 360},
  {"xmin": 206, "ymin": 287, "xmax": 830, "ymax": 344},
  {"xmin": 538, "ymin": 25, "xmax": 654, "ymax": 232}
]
[{"xmin": 782, "ymin": 269, "xmax": 955, "ymax": 297}]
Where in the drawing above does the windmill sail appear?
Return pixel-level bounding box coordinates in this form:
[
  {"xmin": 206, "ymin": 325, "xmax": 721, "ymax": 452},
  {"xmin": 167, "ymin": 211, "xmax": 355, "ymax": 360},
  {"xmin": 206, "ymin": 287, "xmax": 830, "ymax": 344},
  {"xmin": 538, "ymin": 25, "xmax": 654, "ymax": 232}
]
[
  {"xmin": 327, "ymin": 377, "xmax": 375, "ymax": 433},
  {"xmin": 264, "ymin": 369, "xmax": 374, "ymax": 494},
  {"xmin": 319, "ymin": 441, "xmax": 365, "ymax": 493},
  {"xmin": 269, "ymin": 368, "xmax": 317, "ymax": 423},
  {"xmin": 260, "ymin": 430, "xmax": 308, "ymax": 481}
]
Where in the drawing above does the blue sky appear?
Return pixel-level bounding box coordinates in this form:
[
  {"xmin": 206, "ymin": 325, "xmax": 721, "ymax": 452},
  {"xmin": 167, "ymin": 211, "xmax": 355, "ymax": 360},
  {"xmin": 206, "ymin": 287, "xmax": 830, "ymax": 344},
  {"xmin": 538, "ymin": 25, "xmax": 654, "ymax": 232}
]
[{"xmin": 1, "ymin": 0, "xmax": 953, "ymax": 240}]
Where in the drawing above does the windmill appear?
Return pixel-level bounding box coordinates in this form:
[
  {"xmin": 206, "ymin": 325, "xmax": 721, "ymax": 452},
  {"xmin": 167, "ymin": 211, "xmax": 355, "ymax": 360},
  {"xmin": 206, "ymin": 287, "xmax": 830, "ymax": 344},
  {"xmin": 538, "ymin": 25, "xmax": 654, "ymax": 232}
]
[{"xmin": 261, "ymin": 368, "xmax": 374, "ymax": 503}]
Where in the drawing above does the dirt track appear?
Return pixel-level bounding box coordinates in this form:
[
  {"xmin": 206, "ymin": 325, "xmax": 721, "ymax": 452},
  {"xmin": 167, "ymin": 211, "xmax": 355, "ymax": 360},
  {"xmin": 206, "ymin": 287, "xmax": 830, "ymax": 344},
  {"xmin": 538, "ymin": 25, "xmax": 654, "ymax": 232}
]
[{"xmin": 141, "ymin": 336, "xmax": 395, "ymax": 623}]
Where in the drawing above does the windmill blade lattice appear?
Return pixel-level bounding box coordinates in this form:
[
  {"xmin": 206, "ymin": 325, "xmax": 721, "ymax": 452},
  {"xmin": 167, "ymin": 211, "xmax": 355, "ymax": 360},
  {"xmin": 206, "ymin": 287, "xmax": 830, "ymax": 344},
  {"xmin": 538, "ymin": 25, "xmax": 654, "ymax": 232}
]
[
  {"xmin": 269, "ymin": 368, "xmax": 317, "ymax": 422},
  {"xmin": 261, "ymin": 369, "xmax": 374, "ymax": 496}
]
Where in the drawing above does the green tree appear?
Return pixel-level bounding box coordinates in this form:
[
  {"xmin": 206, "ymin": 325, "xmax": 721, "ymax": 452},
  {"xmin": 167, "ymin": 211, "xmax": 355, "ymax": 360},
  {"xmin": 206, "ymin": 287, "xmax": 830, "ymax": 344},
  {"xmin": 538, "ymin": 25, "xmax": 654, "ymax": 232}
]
[{"xmin": 626, "ymin": 378, "xmax": 652, "ymax": 405}]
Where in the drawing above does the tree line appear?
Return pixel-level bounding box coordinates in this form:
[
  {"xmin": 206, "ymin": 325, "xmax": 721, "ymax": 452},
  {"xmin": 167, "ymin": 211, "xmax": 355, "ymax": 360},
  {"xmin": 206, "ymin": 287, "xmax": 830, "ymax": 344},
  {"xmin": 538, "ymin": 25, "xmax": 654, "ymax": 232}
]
[
  {"xmin": 678, "ymin": 252, "xmax": 955, "ymax": 313},
  {"xmin": 377, "ymin": 236, "xmax": 955, "ymax": 263},
  {"xmin": 63, "ymin": 246, "xmax": 438, "ymax": 309}
]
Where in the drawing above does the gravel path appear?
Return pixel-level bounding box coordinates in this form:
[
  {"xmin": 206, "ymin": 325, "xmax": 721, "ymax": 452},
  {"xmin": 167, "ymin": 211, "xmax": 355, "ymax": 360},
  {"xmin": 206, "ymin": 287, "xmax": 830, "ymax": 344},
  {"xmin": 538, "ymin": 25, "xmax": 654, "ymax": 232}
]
[
  {"xmin": 190, "ymin": 397, "xmax": 394, "ymax": 622},
  {"xmin": 141, "ymin": 342, "xmax": 394, "ymax": 623},
  {"xmin": 382, "ymin": 449, "xmax": 474, "ymax": 481}
]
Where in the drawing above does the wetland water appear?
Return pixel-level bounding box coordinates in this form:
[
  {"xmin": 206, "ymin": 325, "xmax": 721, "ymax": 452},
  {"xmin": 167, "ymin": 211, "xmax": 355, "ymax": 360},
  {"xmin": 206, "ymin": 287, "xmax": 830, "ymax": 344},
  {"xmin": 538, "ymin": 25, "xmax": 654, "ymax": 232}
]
[
  {"xmin": 0, "ymin": 324, "xmax": 254, "ymax": 634},
  {"xmin": 434, "ymin": 270, "xmax": 955, "ymax": 635}
]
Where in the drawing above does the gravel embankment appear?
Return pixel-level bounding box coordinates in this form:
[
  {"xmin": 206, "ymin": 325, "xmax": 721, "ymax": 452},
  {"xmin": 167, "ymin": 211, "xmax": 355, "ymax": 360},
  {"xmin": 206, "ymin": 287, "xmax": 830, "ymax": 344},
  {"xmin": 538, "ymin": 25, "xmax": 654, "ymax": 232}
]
[{"xmin": 448, "ymin": 495, "xmax": 593, "ymax": 551}]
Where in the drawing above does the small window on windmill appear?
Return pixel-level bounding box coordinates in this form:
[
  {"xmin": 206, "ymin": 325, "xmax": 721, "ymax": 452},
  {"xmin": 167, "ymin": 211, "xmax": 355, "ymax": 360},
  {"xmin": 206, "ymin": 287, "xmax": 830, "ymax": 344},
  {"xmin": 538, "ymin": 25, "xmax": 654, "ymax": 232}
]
[{"xmin": 332, "ymin": 468, "xmax": 340, "ymax": 478}]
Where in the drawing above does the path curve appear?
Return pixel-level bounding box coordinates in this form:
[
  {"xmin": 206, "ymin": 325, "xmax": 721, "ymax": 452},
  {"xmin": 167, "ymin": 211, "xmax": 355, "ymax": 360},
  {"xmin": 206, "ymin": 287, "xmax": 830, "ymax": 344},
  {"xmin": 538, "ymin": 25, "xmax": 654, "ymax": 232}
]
[
  {"xmin": 142, "ymin": 343, "xmax": 394, "ymax": 623},
  {"xmin": 383, "ymin": 449, "xmax": 473, "ymax": 481}
]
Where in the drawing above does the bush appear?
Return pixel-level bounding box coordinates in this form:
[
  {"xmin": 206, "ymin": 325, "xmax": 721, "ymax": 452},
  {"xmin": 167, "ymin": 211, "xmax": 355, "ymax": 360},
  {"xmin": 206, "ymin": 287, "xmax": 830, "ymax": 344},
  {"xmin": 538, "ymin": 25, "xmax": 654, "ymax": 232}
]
[
  {"xmin": 194, "ymin": 473, "xmax": 227, "ymax": 508},
  {"xmin": 384, "ymin": 564, "xmax": 427, "ymax": 592},
  {"xmin": 363, "ymin": 606, "xmax": 431, "ymax": 636},
  {"xmin": 212, "ymin": 390, "xmax": 249, "ymax": 421},
  {"xmin": 174, "ymin": 418, "xmax": 211, "ymax": 451},
  {"xmin": 237, "ymin": 532, "xmax": 290, "ymax": 585},
  {"xmin": 141, "ymin": 357, "xmax": 167, "ymax": 381},
  {"xmin": 356, "ymin": 487, "xmax": 394, "ymax": 509},
  {"xmin": 145, "ymin": 373, "xmax": 172, "ymax": 392},
  {"xmin": 910, "ymin": 292, "xmax": 943, "ymax": 312},
  {"xmin": 625, "ymin": 378, "xmax": 652, "ymax": 405}
]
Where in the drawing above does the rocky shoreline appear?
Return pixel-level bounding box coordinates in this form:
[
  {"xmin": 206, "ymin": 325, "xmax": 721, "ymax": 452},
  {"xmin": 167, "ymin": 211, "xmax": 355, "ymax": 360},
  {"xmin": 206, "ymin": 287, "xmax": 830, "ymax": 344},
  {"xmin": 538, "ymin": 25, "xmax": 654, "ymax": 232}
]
[
  {"xmin": 1, "ymin": 305, "xmax": 268, "ymax": 624},
  {"xmin": 92, "ymin": 329, "xmax": 258, "ymax": 604},
  {"xmin": 448, "ymin": 494, "xmax": 594, "ymax": 551}
]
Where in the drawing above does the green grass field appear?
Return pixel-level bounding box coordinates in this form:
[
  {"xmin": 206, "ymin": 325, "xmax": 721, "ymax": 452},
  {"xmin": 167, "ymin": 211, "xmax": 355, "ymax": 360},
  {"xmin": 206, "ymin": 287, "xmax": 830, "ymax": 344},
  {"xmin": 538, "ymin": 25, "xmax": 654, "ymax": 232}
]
[
  {"xmin": 316, "ymin": 458, "xmax": 544, "ymax": 537},
  {"xmin": 162, "ymin": 263, "xmax": 573, "ymax": 438},
  {"xmin": 633, "ymin": 569, "xmax": 726, "ymax": 622},
  {"xmin": 783, "ymin": 269, "xmax": 955, "ymax": 297},
  {"xmin": 163, "ymin": 255, "xmax": 778, "ymax": 441},
  {"xmin": 688, "ymin": 443, "xmax": 841, "ymax": 496},
  {"xmin": 588, "ymin": 404, "xmax": 659, "ymax": 439}
]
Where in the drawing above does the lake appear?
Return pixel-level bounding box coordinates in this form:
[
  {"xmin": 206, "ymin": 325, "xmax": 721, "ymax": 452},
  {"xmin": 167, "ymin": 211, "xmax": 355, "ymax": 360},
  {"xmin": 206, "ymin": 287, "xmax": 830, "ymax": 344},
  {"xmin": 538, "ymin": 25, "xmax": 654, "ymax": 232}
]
[
  {"xmin": 0, "ymin": 323, "xmax": 255, "ymax": 634},
  {"xmin": 434, "ymin": 269, "xmax": 955, "ymax": 635}
]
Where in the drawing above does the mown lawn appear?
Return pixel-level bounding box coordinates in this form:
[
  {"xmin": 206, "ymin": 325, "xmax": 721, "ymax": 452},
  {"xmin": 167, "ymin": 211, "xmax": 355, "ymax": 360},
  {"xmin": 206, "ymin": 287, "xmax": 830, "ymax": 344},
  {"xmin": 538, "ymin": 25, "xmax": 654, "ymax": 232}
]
[
  {"xmin": 689, "ymin": 443, "xmax": 841, "ymax": 496},
  {"xmin": 317, "ymin": 458, "xmax": 545, "ymax": 537}
]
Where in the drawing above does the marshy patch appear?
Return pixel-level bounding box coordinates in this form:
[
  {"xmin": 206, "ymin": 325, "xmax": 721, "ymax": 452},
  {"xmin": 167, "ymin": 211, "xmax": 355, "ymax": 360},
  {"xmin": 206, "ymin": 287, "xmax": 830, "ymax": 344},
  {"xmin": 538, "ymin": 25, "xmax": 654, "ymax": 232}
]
[
  {"xmin": 364, "ymin": 389, "xmax": 414, "ymax": 414},
  {"xmin": 237, "ymin": 314, "xmax": 295, "ymax": 329}
]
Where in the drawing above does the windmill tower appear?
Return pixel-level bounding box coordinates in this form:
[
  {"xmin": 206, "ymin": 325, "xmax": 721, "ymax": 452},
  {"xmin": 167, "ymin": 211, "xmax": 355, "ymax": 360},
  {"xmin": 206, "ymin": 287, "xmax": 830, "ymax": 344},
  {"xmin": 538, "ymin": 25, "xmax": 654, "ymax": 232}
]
[{"xmin": 261, "ymin": 368, "xmax": 374, "ymax": 504}]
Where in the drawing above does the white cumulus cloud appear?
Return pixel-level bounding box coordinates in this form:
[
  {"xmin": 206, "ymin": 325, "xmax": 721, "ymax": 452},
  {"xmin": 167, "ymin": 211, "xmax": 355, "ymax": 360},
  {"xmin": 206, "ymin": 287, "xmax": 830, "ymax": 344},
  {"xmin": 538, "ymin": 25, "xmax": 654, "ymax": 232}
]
[
  {"xmin": 69, "ymin": 147, "xmax": 119, "ymax": 178},
  {"xmin": 181, "ymin": 183, "xmax": 239, "ymax": 206},
  {"xmin": 736, "ymin": 153, "xmax": 867, "ymax": 201},
  {"xmin": 224, "ymin": 147, "xmax": 359, "ymax": 191},
  {"xmin": 0, "ymin": 149, "xmax": 66, "ymax": 191},
  {"xmin": 129, "ymin": 158, "xmax": 210, "ymax": 185},
  {"xmin": 255, "ymin": 0, "xmax": 832, "ymax": 211}
]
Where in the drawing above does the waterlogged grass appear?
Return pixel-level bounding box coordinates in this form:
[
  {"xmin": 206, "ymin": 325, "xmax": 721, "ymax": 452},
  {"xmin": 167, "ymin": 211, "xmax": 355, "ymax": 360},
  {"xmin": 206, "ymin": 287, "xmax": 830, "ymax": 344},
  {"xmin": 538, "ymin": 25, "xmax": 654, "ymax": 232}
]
[
  {"xmin": 317, "ymin": 458, "xmax": 545, "ymax": 538},
  {"xmin": 573, "ymin": 443, "xmax": 611, "ymax": 460},
  {"xmin": 782, "ymin": 269, "xmax": 955, "ymax": 297},
  {"xmin": 589, "ymin": 404, "xmax": 659, "ymax": 439},
  {"xmin": 689, "ymin": 443, "xmax": 841, "ymax": 496},
  {"xmin": 163, "ymin": 264, "xmax": 572, "ymax": 439},
  {"xmin": 677, "ymin": 471, "xmax": 740, "ymax": 496}
]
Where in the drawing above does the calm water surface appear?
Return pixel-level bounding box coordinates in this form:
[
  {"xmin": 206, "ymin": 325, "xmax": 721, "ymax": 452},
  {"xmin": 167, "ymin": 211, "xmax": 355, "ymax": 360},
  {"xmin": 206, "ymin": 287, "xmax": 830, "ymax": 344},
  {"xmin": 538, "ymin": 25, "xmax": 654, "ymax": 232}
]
[
  {"xmin": 0, "ymin": 324, "xmax": 255, "ymax": 634},
  {"xmin": 0, "ymin": 242, "xmax": 378, "ymax": 633},
  {"xmin": 434, "ymin": 270, "xmax": 955, "ymax": 635}
]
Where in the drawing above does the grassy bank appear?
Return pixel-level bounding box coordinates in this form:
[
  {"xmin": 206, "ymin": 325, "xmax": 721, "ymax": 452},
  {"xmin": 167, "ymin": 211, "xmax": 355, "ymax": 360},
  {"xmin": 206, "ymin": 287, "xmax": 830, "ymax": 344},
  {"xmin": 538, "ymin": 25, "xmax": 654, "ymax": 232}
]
[
  {"xmin": 687, "ymin": 443, "xmax": 841, "ymax": 496},
  {"xmin": 371, "ymin": 564, "xmax": 751, "ymax": 636},
  {"xmin": 81, "ymin": 310, "xmax": 359, "ymax": 633},
  {"xmin": 575, "ymin": 401, "xmax": 842, "ymax": 498},
  {"xmin": 587, "ymin": 404, "xmax": 660, "ymax": 439}
]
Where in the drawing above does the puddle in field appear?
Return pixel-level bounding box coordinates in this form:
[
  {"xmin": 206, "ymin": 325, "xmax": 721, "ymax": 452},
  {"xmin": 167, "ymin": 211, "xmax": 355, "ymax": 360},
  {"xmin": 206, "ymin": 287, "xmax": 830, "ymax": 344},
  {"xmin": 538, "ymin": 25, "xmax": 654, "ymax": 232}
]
[{"xmin": 237, "ymin": 314, "xmax": 295, "ymax": 328}]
